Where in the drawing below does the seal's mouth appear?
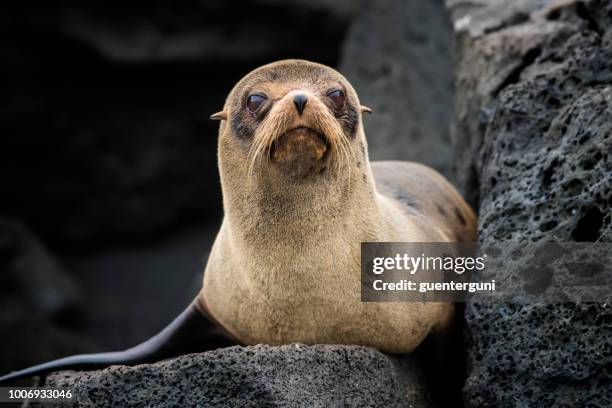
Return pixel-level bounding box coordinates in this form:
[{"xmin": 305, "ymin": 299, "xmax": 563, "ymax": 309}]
[
  {"xmin": 269, "ymin": 126, "xmax": 329, "ymax": 177},
  {"xmin": 270, "ymin": 126, "xmax": 329, "ymax": 160}
]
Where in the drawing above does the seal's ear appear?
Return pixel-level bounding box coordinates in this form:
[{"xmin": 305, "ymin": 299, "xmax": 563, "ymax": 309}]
[
  {"xmin": 210, "ymin": 111, "xmax": 228, "ymax": 121},
  {"xmin": 360, "ymin": 106, "xmax": 372, "ymax": 114}
]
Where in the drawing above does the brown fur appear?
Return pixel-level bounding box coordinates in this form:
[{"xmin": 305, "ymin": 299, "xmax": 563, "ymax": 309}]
[{"xmin": 200, "ymin": 60, "xmax": 476, "ymax": 353}]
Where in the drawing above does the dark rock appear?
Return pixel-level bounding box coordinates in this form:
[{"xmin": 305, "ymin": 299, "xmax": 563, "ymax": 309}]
[
  {"xmin": 2, "ymin": 1, "xmax": 354, "ymax": 64},
  {"xmin": 247, "ymin": 0, "xmax": 358, "ymax": 22},
  {"xmin": 0, "ymin": 218, "xmax": 94, "ymax": 380},
  {"xmin": 0, "ymin": 218, "xmax": 82, "ymax": 320},
  {"xmin": 340, "ymin": 0, "xmax": 455, "ymax": 179},
  {"xmin": 61, "ymin": 223, "xmax": 217, "ymax": 351},
  {"xmin": 44, "ymin": 344, "xmax": 433, "ymax": 407},
  {"xmin": 448, "ymin": 0, "xmax": 612, "ymax": 406},
  {"xmin": 0, "ymin": 1, "xmax": 353, "ymax": 245}
]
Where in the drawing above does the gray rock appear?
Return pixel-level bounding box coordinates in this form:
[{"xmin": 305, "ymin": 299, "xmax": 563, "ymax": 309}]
[
  {"xmin": 44, "ymin": 344, "xmax": 433, "ymax": 408},
  {"xmin": 340, "ymin": 0, "xmax": 455, "ymax": 179},
  {"xmin": 448, "ymin": 0, "xmax": 612, "ymax": 406}
]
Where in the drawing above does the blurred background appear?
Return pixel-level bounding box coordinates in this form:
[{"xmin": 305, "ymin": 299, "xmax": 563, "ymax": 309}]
[{"xmin": 0, "ymin": 0, "xmax": 454, "ymax": 377}]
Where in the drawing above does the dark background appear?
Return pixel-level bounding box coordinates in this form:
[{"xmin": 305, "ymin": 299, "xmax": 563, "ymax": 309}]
[{"xmin": 0, "ymin": 0, "xmax": 456, "ymax": 391}]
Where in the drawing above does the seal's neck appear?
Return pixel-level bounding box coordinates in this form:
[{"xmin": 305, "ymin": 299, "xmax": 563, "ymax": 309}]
[{"xmin": 222, "ymin": 165, "xmax": 383, "ymax": 266}]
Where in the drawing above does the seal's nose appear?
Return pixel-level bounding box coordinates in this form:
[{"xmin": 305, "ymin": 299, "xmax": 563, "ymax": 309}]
[{"xmin": 293, "ymin": 94, "xmax": 308, "ymax": 115}]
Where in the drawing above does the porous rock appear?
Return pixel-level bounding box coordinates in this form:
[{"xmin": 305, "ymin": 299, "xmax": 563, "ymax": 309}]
[
  {"xmin": 447, "ymin": 0, "xmax": 612, "ymax": 406},
  {"xmin": 44, "ymin": 344, "xmax": 433, "ymax": 408}
]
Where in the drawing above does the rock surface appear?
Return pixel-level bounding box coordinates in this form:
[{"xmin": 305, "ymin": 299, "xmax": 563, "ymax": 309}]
[
  {"xmin": 448, "ymin": 0, "xmax": 612, "ymax": 406},
  {"xmin": 44, "ymin": 345, "xmax": 433, "ymax": 408},
  {"xmin": 340, "ymin": 0, "xmax": 455, "ymax": 179}
]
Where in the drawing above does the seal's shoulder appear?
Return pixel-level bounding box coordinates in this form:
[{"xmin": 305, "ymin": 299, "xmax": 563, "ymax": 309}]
[{"xmin": 371, "ymin": 161, "xmax": 477, "ymax": 242}]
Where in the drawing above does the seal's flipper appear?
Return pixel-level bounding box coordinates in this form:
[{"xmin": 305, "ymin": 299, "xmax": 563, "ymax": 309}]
[{"xmin": 0, "ymin": 299, "xmax": 238, "ymax": 384}]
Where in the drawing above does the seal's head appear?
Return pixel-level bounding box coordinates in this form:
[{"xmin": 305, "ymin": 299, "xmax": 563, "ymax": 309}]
[{"xmin": 212, "ymin": 60, "xmax": 371, "ymax": 182}]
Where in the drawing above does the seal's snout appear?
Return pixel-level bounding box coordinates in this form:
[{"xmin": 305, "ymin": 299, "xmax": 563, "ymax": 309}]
[
  {"xmin": 249, "ymin": 87, "xmax": 349, "ymax": 179},
  {"xmin": 293, "ymin": 94, "xmax": 308, "ymax": 115},
  {"xmin": 263, "ymin": 90, "xmax": 330, "ymax": 177},
  {"xmin": 271, "ymin": 127, "xmax": 328, "ymax": 177}
]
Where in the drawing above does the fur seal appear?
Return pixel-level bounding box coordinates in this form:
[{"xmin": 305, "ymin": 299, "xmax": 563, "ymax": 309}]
[{"xmin": 0, "ymin": 59, "xmax": 476, "ymax": 384}]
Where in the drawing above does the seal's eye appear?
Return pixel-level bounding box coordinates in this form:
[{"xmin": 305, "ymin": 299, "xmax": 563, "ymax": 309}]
[
  {"xmin": 246, "ymin": 94, "xmax": 266, "ymax": 113},
  {"xmin": 327, "ymin": 89, "xmax": 345, "ymax": 108}
]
